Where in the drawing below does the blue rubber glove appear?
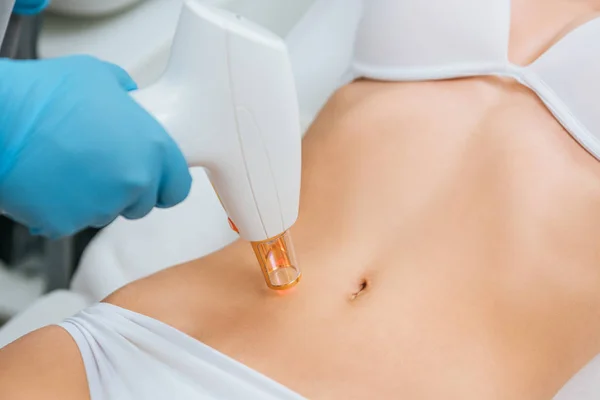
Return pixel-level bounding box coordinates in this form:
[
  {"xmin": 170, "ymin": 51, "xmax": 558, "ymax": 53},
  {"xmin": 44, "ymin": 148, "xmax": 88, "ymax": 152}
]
[
  {"xmin": 0, "ymin": 55, "xmax": 192, "ymax": 238},
  {"xmin": 13, "ymin": 0, "xmax": 50, "ymax": 15}
]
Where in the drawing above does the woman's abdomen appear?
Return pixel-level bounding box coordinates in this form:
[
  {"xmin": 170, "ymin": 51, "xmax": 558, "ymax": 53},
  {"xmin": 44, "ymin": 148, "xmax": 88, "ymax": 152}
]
[{"xmin": 108, "ymin": 78, "xmax": 600, "ymax": 400}]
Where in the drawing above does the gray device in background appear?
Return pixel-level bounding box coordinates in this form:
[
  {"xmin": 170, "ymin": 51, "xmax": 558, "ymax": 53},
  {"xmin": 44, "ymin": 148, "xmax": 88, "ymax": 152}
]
[
  {"xmin": 0, "ymin": 0, "xmax": 16, "ymax": 46},
  {"xmin": 0, "ymin": 12, "xmax": 42, "ymax": 59}
]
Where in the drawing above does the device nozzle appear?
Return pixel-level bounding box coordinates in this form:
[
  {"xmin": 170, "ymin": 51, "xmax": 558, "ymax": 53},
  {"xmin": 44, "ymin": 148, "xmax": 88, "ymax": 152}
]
[{"xmin": 251, "ymin": 230, "xmax": 301, "ymax": 290}]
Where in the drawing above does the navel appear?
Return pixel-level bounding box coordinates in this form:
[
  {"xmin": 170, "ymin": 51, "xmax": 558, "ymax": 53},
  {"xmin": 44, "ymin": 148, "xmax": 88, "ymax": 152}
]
[{"xmin": 350, "ymin": 278, "xmax": 369, "ymax": 301}]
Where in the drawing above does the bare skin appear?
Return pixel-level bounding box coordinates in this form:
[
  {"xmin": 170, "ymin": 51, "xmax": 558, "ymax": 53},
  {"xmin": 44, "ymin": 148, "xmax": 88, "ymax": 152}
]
[{"xmin": 3, "ymin": 1, "xmax": 600, "ymax": 398}]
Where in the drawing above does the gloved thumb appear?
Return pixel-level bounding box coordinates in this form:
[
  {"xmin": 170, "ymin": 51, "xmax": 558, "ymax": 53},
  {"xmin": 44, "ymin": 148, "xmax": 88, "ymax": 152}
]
[
  {"xmin": 103, "ymin": 61, "xmax": 138, "ymax": 92},
  {"xmin": 13, "ymin": 0, "xmax": 50, "ymax": 15}
]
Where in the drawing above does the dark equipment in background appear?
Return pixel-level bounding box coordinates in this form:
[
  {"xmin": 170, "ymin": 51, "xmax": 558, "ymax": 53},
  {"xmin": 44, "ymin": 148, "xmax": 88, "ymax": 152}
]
[{"xmin": 0, "ymin": 12, "xmax": 41, "ymax": 59}]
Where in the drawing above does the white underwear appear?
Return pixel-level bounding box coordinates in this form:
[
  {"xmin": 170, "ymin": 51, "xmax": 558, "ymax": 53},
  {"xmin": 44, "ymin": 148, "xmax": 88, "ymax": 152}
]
[
  {"xmin": 58, "ymin": 302, "xmax": 600, "ymax": 399},
  {"xmin": 58, "ymin": 303, "xmax": 304, "ymax": 400}
]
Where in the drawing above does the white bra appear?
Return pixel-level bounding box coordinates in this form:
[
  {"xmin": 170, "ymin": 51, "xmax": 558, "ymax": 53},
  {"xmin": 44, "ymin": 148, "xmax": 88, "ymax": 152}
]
[{"xmin": 348, "ymin": 0, "xmax": 600, "ymax": 160}]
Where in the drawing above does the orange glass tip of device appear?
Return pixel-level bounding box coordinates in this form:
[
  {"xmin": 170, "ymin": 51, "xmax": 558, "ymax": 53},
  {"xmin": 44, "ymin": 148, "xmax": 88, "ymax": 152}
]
[{"xmin": 251, "ymin": 230, "xmax": 301, "ymax": 291}]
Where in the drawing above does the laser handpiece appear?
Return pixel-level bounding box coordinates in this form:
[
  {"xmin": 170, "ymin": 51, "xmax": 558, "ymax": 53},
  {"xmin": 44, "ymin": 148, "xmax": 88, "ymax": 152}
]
[{"xmin": 131, "ymin": 1, "xmax": 302, "ymax": 290}]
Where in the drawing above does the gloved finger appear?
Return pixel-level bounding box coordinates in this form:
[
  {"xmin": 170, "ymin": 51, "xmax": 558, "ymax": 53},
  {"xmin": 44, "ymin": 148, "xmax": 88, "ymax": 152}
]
[
  {"xmin": 89, "ymin": 214, "xmax": 119, "ymax": 229},
  {"xmin": 29, "ymin": 225, "xmax": 74, "ymax": 240},
  {"xmin": 102, "ymin": 61, "xmax": 138, "ymax": 92},
  {"xmin": 122, "ymin": 191, "xmax": 158, "ymax": 220},
  {"xmin": 13, "ymin": 0, "xmax": 50, "ymax": 15},
  {"xmin": 156, "ymin": 140, "xmax": 192, "ymax": 208}
]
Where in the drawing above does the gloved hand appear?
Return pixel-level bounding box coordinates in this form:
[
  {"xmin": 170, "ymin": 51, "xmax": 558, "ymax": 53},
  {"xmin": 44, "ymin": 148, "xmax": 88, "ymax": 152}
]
[
  {"xmin": 13, "ymin": 0, "xmax": 50, "ymax": 15},
  {"xmin": 0, "ymin": 55, "xmax": 192, "ymax": 237}
]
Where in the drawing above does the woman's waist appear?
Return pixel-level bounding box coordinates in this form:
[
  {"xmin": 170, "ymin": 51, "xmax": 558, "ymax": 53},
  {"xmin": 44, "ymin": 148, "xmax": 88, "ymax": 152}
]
[
  {"xmin": 105, "ymin": 210, "xmax": 600, "ymax": 399},
  {"xmin": 183, "ymin": 243, "xmax": 600, "ymax": 399}
]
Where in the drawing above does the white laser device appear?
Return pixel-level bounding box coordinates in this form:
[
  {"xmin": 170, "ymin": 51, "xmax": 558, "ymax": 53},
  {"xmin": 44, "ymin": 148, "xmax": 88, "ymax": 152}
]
[{"xmin": 132, "ymin": 0, "xmax": 302, "ymax": 290}]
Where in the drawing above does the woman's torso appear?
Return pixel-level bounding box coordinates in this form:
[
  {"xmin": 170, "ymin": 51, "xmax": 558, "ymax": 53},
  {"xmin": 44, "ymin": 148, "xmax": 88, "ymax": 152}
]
[
  {"xmin": 108, "ymin": 1, "xmax": 600, "ymax": 398},
  {"xmin": 109, "ymin": 73, "xmax": 600, "ymax": 399}
]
